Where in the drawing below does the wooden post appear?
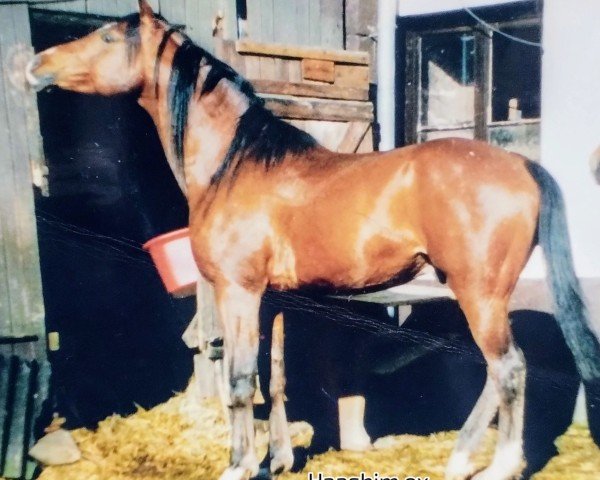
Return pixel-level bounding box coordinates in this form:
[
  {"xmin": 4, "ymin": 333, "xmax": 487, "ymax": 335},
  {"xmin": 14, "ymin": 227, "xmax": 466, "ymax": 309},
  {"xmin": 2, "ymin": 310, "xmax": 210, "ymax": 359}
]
[
  {"xmin": 474, "ymin": 27, "xmax": 492, "ymax": 141},
  {"xmin": 0, "ymin": 3, "xmax": 47, "ymax": 361},
  {"xmin": 192, "ymin": 278, "xmax": 223, "ymax": 399}
]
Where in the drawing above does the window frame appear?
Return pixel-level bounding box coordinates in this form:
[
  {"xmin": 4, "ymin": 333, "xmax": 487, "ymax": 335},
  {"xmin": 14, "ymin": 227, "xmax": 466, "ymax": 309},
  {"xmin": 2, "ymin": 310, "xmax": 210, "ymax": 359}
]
[{"xmin": 398, "ymin": 1, "xmax": 543, "ymax": 146}]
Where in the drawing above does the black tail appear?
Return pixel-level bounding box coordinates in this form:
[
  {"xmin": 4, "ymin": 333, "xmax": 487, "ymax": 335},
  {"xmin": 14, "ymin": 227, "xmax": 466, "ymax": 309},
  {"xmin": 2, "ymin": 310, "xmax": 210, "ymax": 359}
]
[{"xmin": 526, "ymin": 161, "xmax": 600, "ymax": 442}]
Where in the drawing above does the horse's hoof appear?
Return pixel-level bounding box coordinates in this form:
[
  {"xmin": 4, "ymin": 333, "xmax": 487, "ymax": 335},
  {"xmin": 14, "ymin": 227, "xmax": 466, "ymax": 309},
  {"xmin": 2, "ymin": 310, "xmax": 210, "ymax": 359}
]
[
  {"xmin": 340, "ymin": 431, "xmax": 372, "ymax": 452},
  {"xmin": 445, "ymin": 452, "xmax": 476, "ymax": 480},
  {"xmin": 270, "ymin": 448, "xmax": 294, "ymax": 475},
  {"xmin": 219, "ymin": 467, "xmax": 252, "ymax": 480}
]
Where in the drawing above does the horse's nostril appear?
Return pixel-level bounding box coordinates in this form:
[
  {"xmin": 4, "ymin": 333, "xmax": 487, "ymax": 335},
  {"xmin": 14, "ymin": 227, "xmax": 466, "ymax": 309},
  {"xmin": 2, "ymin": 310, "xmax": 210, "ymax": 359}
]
[{"xmin": 25, "ymin": 54, "xmax": 53, "ymax": 90}]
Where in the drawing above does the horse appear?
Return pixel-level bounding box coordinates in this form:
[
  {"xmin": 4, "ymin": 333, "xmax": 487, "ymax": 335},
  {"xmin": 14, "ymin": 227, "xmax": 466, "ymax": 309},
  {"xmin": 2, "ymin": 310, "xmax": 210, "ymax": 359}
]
[{"xmin": 26, "ymin": 2, "xmax": 600, "ymax": 479}]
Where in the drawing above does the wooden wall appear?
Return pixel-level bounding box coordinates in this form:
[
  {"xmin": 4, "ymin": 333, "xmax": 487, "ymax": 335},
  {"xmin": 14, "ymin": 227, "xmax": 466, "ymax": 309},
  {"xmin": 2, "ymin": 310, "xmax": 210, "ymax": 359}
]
[
  {"xmin": 35, "ymin": 0, "xmax": 347, "ymax": 51},
  {"xmin": 36, "ymin": 0, "xmax": 237, "ymax": 52},
  {"xmin": 0, "ymin": 2, "xmax": 46, "ymax": 360},
  {"xmin": 244, "ymin": 0, "xmax": 344, "ymax": 49}
]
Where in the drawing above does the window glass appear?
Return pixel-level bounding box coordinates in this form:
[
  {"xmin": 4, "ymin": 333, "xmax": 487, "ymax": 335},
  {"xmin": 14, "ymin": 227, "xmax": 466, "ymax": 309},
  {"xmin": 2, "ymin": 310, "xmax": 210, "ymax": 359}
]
[
  {"xmin": 491, "ymin": 24, "xmax": 542, "ymax": 122},
  {"xmin": 420, "ymin": 32, "xmax": 476, "ymax": 128}
]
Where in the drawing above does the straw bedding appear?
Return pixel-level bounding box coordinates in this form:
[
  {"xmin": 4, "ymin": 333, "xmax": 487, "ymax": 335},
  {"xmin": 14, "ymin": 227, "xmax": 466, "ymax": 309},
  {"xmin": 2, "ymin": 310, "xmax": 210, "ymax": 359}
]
[{"xmin": 36, "ymin": 392, "xmax": 599, "ymax": 480}]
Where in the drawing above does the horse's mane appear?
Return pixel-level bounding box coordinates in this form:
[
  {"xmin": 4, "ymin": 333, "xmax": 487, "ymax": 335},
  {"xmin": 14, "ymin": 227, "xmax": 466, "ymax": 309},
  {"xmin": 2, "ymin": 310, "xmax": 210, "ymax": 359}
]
[{"xmin": 124, "ymin": 15, "xmax": 318, "ymax": 186}]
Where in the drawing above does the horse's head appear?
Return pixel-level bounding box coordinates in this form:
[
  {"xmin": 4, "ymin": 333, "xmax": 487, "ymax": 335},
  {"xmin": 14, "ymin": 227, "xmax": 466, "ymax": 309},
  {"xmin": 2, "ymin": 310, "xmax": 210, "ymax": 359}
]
[{"xmin": 26, "ymin": 0, "xmax": 160, "ymax": 95}]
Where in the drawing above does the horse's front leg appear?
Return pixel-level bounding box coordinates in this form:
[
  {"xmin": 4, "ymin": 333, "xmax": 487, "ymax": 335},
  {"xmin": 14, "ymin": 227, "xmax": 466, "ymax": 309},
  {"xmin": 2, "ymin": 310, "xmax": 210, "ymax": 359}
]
[
  {"xmin": 216, "ymin": 282, "xmax": 263, "ymax": 480},
  {"xmin": 269, "ymin": 313, "xmax": 294, "ymax": 474}
]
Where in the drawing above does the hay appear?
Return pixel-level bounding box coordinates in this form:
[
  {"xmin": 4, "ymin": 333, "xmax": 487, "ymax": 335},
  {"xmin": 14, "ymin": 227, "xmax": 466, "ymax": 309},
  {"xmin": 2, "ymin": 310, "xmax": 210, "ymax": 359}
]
[{"xmin": 37, "ymin": 394, "xmax": 599, "ymax": 480}]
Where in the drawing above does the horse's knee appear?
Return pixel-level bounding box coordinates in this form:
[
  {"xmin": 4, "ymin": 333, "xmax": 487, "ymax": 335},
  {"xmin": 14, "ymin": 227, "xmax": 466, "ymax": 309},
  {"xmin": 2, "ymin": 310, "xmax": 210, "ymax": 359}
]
[{"xmin": 230, "ymin": 373, "xmax": 256, "ymax": 407}]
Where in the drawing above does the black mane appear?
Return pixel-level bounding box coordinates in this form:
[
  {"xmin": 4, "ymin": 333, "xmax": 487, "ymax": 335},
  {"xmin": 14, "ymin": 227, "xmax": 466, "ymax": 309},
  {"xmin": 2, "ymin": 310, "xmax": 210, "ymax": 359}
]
[
  {"xmin": 126, "ymin": 16, "xmax": 319, "ymax": 185},
  {"xmin": 213, "ymin": 104, "xmax": 318, "ymax": 185}
]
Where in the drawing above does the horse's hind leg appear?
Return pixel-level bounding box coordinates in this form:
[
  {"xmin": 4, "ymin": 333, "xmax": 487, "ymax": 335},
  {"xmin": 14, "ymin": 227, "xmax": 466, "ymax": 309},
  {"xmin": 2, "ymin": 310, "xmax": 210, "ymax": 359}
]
[
  {"xmin": 447, "ymin": 293, "xmax": 526, "ymax": 480},
  {"xmin": 216, "ymin": 283, "xmax": 262, "ymax": 480},
  {"xmin": 446, "ymin": 376, "xmax": 499, "ymax": 479},
  {"xmin": 268, "ymin": 313, "xmax": 294, "ymax": 474}
]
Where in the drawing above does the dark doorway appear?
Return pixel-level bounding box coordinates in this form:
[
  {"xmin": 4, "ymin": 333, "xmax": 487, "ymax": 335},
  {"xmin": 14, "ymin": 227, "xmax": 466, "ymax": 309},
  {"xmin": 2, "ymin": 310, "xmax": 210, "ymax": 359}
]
[{"xmin": 30, "ymin": 10, "xmax": 194, "ymax": 428}]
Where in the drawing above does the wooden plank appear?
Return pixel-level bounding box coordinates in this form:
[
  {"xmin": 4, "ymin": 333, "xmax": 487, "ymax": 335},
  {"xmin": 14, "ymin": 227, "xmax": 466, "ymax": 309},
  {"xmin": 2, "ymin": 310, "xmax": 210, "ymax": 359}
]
[
  {"xmin": 308, "ymin": 0, "xmax": 321, "ymax": 46},
  {"xmin": 0, "ymin": 53, "xmax": 12, "ymax": 338},
  {"xmin": 303, "ymin": 120, "xmax": 347, "ymax": 150},
  {"xmin": 244, "ymin": 55, "xmax": 260, "ymax": 79},
  {"xmin": 251, "ymin": 79, "xmax": 368, "ymax": 101},
  {"xmin": 0, "ymin": 4, "xmax": 44, "ymax": 341},
  {"xmin": 262, "ymin": 95, "xmax": 374, "ymax": 122},
  {"xmin": 287, "ymin": 59, "xmax": 302, "ymax": 82},
  {"xmin": 404, "ymin": 32, "xmax": 421, "ymax": 144},
  {"xmin": 35, "ymin": 0, "xmax": 87, "ymax": 13},
  {"xmin": 13, "ymin": 6, "xmax": 45, "ymax": 349},
  {"xmin": 245, "ymin": 0, "xmax": 261, "ymax": 42},
  {"xmin": 273, "ymin": 0, "xmax": 296, "ymax": 45},
  {"xmin": 474, "ymin": 28, "xmax": 492, "ymax": 141},
  {"xmin": 3, "ymin": 359, "xmax": 31, "ymax": 478},
  {"xmin": 186, "ymin": 0, "xmax": 215, "ymax": 52},
  {"xmin": 259, "ymin": 56, "xmax": 276, "ymax": 81},
  {"xmin": 356, "ymin": 126, "xmax": 374, "ymax": 153},
  {"xmin": 160, "ymin": 0, "xmax": 187, "ymax": 25},
  {"xmin": 217, "ymin": 39, "xmax": 245, "ymax": 75},
  {"xmin": 236, "ymin": 39, "xmax": 369, "ymax": 64},
  {"xmin": 11, "ymin": 3, "xmax": 46, "ymax": 351},
  {"xmin": 336, "ymin": 121, "xmax": 371, "ymax": 153},
  {"xmin": 320, "ymin": 0, "xmax": 343, "ymax": 49},
  {"xmin": 331, "ymin": 284, "xmax": 454, "ymax": 306},
  {"xmin": 217, "ymin": 0, "xmax": 238, "ymax": 40},
  {"xmin": 86, "ymin": 0, "xmax": 118, "ymax": 16},
  {"xmin": 334, "ymin": 64, "xmax": 370, "ymax": 88},
  {"xmin": 259, "ymin": 0, "xmax": 273, "ymax": 43},
  {"xmin": 301, "ymin": 58, "xmax": 335, "ymax": 83},
  {"xmin": 272, "ymin": 57, "xmax": 288, "ymax": 81},
  {"xmin": 295, "ymin": 0, "xmax": 310, "ymax": 46}
]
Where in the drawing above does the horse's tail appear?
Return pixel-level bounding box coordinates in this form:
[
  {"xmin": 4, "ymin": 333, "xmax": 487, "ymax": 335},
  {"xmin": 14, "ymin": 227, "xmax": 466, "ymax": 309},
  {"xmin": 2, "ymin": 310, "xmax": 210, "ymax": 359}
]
[{"xmin": 526, "ymin": 160, "xmax": 600, "ymax": 442}]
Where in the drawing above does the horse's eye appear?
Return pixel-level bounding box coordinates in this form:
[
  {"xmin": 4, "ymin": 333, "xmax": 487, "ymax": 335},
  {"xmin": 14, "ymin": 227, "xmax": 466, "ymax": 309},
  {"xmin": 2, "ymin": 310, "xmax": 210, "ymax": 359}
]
[{"xmin": 101, "ymin": 32, "xmax": 116, "ymax": 44}]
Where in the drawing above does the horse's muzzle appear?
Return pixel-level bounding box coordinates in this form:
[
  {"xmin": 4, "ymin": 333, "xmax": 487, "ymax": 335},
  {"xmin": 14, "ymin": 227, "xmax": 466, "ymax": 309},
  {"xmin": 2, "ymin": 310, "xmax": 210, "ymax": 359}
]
[{"xmin": 25, "ymin": 54, "xmax": 55, "ymax": 92}]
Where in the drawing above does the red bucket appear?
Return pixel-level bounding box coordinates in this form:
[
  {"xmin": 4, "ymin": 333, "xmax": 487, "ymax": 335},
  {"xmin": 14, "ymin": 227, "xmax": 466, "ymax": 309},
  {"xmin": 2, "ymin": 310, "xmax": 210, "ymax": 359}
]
[{"xmin": 143, "ymin": 228, "xmax": 199, "ymax": 298}]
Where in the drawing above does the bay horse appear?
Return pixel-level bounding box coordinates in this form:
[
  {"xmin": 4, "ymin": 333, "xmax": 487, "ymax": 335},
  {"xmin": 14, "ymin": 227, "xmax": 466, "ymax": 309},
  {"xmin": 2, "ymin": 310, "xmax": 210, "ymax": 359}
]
[{"xmin": 26, "ymin": 2, "xmax": 600, "ymax": 479}]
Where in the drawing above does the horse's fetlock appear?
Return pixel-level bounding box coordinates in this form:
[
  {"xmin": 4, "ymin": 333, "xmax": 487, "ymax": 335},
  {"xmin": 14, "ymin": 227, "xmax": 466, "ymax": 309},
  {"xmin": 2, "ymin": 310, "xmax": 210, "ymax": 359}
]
[{"xmin": 230, "ymin": 374, "xmax": 255, "ymax": 406}]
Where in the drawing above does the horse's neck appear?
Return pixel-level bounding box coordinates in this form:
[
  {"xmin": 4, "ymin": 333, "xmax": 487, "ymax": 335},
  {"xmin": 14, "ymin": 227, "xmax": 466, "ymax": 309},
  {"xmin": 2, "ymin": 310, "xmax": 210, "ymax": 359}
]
[
  {"xmin": 138, "ymin": 90, "xmax": 187, "ymax": 193},
  {"xmin": 138, "ymin": 77, "xmax": 249, "ymax": 199}
]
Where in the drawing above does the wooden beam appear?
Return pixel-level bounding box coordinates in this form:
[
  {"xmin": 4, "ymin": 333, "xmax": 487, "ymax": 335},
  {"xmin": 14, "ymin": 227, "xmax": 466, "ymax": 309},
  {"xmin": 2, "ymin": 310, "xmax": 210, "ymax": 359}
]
[
  {"xmin": 262, "ymin": 95, "xmax": 374, "ymax": 122},
  {"xmin": 474, "ymin": 27, "xmax": 492, "ymax": 141},
  {"xmin": 236, "ymin": 39, "xmax": 369, "ymax": 65},
  {"xmin": 301, "ymin": 58, "xmax": 335, "ymax": 83},
  {"xmin": 251, "ymin": 79, "xmax": 368, "ymax": 101},
  {"xmin": 335, "ymin": 64, "xmax": 370, "ymax": 89},
  {"xmin": 336, "ymin": 121, "xmax": 371, "ymax": 153}
]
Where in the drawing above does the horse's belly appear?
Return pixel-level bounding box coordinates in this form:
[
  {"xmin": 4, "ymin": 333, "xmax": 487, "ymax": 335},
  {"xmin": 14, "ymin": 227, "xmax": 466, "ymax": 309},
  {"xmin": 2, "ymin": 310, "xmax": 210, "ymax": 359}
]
[{"xmin": 275, "ymin": 232, "xmax": 423, "ymax": 290}]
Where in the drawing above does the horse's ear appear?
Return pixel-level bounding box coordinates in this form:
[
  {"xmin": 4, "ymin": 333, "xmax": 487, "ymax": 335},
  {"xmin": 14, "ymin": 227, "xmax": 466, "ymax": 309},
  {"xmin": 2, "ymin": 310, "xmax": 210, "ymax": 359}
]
[{"xmin": 138, "ymin": 0, "xmax": 154, "ymax": 20}]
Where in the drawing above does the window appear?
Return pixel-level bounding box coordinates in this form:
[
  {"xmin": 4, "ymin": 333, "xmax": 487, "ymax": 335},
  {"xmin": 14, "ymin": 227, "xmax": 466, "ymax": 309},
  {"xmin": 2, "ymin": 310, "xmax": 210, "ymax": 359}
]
[{"xmin": 401, "ymin": 2, "xmax": 542, "ymax": 160}]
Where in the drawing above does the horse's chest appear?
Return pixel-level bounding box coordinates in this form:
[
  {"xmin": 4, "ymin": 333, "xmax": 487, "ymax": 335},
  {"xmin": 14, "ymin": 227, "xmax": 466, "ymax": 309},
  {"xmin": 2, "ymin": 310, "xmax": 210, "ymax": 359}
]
[{"xmin": 189, "ymin": 211, "xmax": 273, "ymax": 285}]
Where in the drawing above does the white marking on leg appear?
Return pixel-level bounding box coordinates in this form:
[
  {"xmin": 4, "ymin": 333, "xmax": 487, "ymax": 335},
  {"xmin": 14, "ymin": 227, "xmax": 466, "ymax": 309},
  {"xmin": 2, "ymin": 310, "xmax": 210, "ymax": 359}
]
[
  {"xmin": 445, "ymin": 450, "xmax": 475, "ymax": 480},
  {"xmin": 339, "ymin": 395, "xmax": 372, "ymax": 451}
]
